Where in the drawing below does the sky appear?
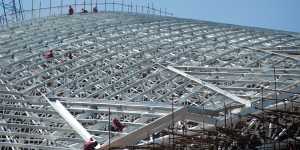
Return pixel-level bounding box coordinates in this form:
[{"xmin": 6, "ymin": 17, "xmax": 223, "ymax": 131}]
[
  {"xmin": 150, "ymin": 0, "xmax": 300, "ymax": 33},
  {"xmin": 17, "ymin": 0, "xmax": 300, "ymax": 33}
]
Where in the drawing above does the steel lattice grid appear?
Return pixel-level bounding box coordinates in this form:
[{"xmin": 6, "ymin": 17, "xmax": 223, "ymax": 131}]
[{"xmin": 0, "ymin": 12, "xmax": 300, "ymax": 149}]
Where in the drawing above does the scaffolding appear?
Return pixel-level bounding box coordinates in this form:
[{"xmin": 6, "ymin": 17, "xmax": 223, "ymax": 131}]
[
  {"xmin": 0, "ymin": 0, "xmax": 173, "ymax": 26},
  {"xmin": 0, "ymin": 0, "xmax": 24, "ymax": 24}
]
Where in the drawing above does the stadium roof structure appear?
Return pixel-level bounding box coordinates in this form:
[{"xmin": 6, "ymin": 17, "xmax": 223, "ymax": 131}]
[{"xmin": 0, "ymin": 12, "xmax": 300, "ymax": 149}]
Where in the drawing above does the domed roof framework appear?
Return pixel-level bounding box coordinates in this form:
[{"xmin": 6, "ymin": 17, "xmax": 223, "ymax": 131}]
[{"xmin": 0, "ymin": 12, "xmax": 299, "ymax": 149}]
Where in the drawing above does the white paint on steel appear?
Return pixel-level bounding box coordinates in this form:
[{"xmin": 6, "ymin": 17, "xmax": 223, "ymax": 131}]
[
  {"xmin": 166, "ymin": 66, "xmax": 252, "ymax": 107},
  {"xmin": 41, "ymin": 94, "xmax": 93, "ymax": 141}
]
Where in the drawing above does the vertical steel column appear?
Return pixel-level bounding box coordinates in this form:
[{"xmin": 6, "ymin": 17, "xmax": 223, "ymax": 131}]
[
  {"xmin": 90, "ymin": 0, "xmax": 92, "ymax": 12},
  {"xmin": 130, "ymin": 0, "xmax": 132, "ymax": 13},
  {"xmin": 31, "ymin": 0, "xmax": 33, "ymax": 18},
  {"xmin": 74, "ymin": 0, "xmax": 77, "ymax": 12},
  {"xmin": 60, "ymin": 0, "xmax": 63, "ymax": 15},
  {"xmin": 108, "ymin": 107, "xmax": 111, "ymax": 149},
  {"xmin": 127, "ymin": 0, "xmax": 129, "ymax": 13},
  {"xmin": 104, "ymin": 0, "xmax": 106, "ymax": 12},
  {"xmin": 96, "ymin": 0, "xmax": 98, "ymax": 11},
  {"xmin": 141, "ymin": 5, "xmax": 143, "ymax": 14},
  {"xmin": 84, "ymin": 0, "xmax": 86, "ymax": 10},
  {"xmin": 18, "ymin": 0, "xmax": 23, "ymax": 20},
  {"xmin": 165, "ymin": 8, "xmax": 167, "ymax": 16},
  {"xmin": 12, "ymin": 0, "xmax": 18, "ymax": 21},
  {"xmin": 171, "ymin": 95, "xmax": 174, "ymax": 149},
  {"xmin": 38, "ymin": 0, "xmax": 41, "ymax": 17},
  {"xmin": 49, "ymin": 0, "xmax": 52, "ymax": 16},
  {"xmin": 147, "ymin": 0, "xmax": 149, "ymax": 14},
  {"xmin": 274, "ymin": 67, "xmax": 278, "ymax": 109},
  {"xmin": 159, "ymin": 8, "xmax": 161, "ymax": 16},
  {"xmin": 121, "ymin": 0, "xmax": 123, "ymax": 12},
  {"xmin": 224, "ymin": 102, "xmax": 227, "ymax": 128},
  {"xmin": 261, "ymin": 87, "xmax": 265, "ymax": 149},
  {"xmin": 151, "ymin": 2, "xmax": 153, "ymax": 15},
  {"xmin": 1, "ymin": 0, "xmax": 8, "ymax": 24},
  {"xmin": 113, "ymin": 0, "xmax": 115, "ymax": 12}
]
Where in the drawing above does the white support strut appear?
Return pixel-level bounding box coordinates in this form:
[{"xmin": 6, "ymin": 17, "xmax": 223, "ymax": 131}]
[
  {"xmin": 42, "ymin": 94, "xmax": 92, "ymax": 140},
  {"xmin": 166, "ymin": 66, "xmax": 252, "ymax": 107},
  {"xmin": 41, "ymin": 94, "xmax": 101, "ymax": 149}
]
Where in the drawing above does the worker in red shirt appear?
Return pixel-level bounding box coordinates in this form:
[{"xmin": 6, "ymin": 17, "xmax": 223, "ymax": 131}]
[
  {"xmin": 43, "ymin": 49, "xmax": 54, "ymax": 59},
  {"xmin": 84, "ymin": 138, "xmax": 98, "ymax": 150},
  {"xmin": 111, "ymin": 118, "xmax": 126, "ymax": 132}
]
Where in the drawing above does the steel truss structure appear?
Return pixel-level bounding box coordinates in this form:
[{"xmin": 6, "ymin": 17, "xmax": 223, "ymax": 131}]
[
  {"xmin": 0, "ymin": 12, "xmax": 300, "ymax": 149},
  {"xmin": 0, "ymin": 0, "xmax": 23, "ymax": 24}
]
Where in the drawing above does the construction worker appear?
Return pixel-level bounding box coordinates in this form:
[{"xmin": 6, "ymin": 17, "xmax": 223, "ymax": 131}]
[
  {"xmin": 93, "ymin": 6, "xmax": 98, "ymax": 13},
  {"xmin": 111, "ymin": 118, "xmax": 126, "ymax": 132},
  {"xmin": 68, "ymin": 52, "xmax": 73, "ymax": 59},
  {"xmin": 69, "ymin": 5, "xmax": 74, "ymax": 15},
  {"xmin": 81, "ymin": 8, "xmax": 88, "ymax": 14},
  {"xmin": 84, "ymin": 138, "xmax": 98, "ymax": 150},
  {"xmin": 43, "ymin": 49, "xmax": 54, "ymax": 59}
]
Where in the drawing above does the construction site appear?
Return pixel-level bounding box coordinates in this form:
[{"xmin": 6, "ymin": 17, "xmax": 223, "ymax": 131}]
[{"xmin": 0, "ymin": 0, "xmax": 300, "ymax": 149}]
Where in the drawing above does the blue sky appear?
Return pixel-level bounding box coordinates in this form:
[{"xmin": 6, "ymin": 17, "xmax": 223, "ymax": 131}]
[
  {"xmin": 150, "ymin": 0, "xmax": 300, "ymax": 33},
  {"xmin": 18, "ymin": 0, "xmax": 300, "ymax": 33}
]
